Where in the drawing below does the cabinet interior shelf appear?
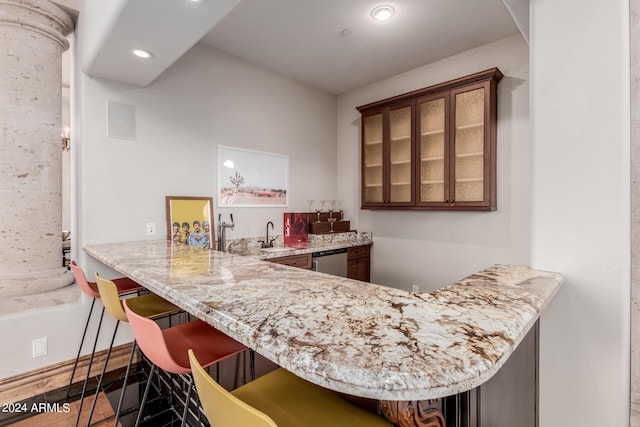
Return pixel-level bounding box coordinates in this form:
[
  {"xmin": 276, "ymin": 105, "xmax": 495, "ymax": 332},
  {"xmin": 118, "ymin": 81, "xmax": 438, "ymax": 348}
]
[
  {"xmin": 421, "ymin": 156, "xmax": 445, "ymax": 162},
  {"xmin": 456, "ymin": 151, "xmax": 484, "ymax": 158},
  {"xmin": 365, "ymin": 163, "xmax": 383, "ymax": 168},
  {"xmin": 421, "ymin": 180, "xmax": 445, "ymax": 185},
  {"xmin": 365, "ymin": 184, "xmax": 383, "ymax": 188},
  {"xmin": 455, "ymin": 178, "xmax": 483, "ymax": 183},
  {"xmin": 391, "ymin": 159, "xmax": 411, "ymax": 165},
  {"xmin": 421, "ymin": 129, "xmax": 445, "ymax": 136},
  {"xmin": 391, "ymin": 182, "xmax": 411, "ymax": 186},
  {"xmin": 365, "ymin": 140, "xmax": 383, "ymax": 146},
  {"xmin": 391, "ymin": 135, "xmax": 411, "ymax": 142},
  {"xmin": 456, "ymin": 122, "xmax": 484, "ymax": 130}
]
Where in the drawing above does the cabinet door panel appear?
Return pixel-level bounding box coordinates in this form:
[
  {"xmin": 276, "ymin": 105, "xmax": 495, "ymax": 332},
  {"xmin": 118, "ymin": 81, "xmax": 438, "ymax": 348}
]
[
  {"xmin": 453, "ymin": 87, "xmax": 485, "ymax": 203},
  {"xmin": 417, "ymin": 95, "xmax": 448, "ymax": 204},
  {"xmin": 362, "ymin": 113, "xmax": 384, "ymax": 204},
  {"xmin": 389, "ymin": 106, "xmax": 413, "ymax": 203}
]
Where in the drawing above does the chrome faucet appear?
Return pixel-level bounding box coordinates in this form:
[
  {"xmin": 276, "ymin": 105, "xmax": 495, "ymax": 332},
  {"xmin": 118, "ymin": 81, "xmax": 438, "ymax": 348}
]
[
  {"xmin": 217, "ymin": 213, "xmax": 235, "ymax": 252},
  {"xmin": 259, "ymin": 221, "xmax": 275, "ymax": 248}
]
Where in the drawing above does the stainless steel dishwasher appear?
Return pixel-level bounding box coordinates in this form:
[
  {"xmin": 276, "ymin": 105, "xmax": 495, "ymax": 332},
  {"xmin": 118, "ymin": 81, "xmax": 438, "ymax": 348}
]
[{"xmin": 312, "ymin": 248, "xmax": 348, "ymax": 277}]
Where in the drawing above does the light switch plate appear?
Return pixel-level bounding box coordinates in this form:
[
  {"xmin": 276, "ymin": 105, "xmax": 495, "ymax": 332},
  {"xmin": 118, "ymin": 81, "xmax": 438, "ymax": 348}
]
[{"xmin": 32, "ymin": 337, "xmax": 47, "ymax": 358}]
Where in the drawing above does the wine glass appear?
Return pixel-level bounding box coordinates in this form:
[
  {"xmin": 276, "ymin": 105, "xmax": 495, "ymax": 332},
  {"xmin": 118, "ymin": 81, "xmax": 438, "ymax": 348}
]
[
  {"xmin": 328, "ymin": 217, "xmax": 337, "ymax": 232},
  {"xmin": 316, "ymin": 200, "xmax": 325, "ymax": 222},
  {"xmin": 329, "ymin": 200, "xmax": 336, "ymax": 218},
  {"xmin": 306, "ymin": 199, "xmax": 315, "ymax": 213}
]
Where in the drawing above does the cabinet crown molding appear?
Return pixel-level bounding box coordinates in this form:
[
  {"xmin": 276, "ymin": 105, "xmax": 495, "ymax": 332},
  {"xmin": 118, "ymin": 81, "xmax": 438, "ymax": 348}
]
[{"xmin": 356, "ymin": 67, "xmax": 503, "ymax": 112}]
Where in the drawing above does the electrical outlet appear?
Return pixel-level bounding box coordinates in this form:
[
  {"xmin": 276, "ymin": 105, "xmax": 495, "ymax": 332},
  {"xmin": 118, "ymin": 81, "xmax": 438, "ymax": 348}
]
[
  {"xmin": 146, "ymin": 222, "xmax": 156, "ymax": 236},
  {"xmin": 411, "ymin": 284, "xmax": 419, "ymax": 293},
  {"xmin": 32, "ymin": 337, "xmax": 47, "ymax": 358}
]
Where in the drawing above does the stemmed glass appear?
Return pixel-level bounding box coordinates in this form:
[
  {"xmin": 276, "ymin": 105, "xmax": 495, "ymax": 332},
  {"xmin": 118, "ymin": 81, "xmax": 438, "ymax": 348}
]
[
  {"xmin": 329, "ymin": 200, "xmax": 336, "ymax": 219},
  {"xmin": 328, "ymin": 217, "xmax": 337, "ymax": 232},
  {"xmin": 316, "ymin": 199, "xmax": 325, "ymax": 223},
  {"xmin": 316, "ymin": 200, "xmax": 324, "ymax": 222},
  {"xmin": 307, "ymin": 199, "xmax": 315, "ymax": 213}
]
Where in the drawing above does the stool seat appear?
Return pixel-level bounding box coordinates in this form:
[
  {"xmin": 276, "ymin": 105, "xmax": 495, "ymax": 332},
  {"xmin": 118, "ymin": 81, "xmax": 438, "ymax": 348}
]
[{"xmin": 162, "ymin": 320, "xmax": 247, "ymax": 375}]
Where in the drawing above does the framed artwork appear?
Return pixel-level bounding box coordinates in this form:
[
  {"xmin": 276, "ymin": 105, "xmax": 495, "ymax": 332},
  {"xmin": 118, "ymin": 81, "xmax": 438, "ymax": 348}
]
[
  {"xmin": 165, "ymin": 196, "xmax": 214, "ymax": 249},
  {"xmin": 217, "ymin": 145, "xmax": 289, "ymax": 207}
]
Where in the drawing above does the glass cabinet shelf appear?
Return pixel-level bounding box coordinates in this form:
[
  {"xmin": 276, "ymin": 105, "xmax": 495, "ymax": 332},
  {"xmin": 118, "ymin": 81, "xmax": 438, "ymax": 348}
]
[
  {"xmin": 455, "ymin": 152, "xmax": 483, "ymax": 158},
  {"xmin": 421, "ymin": 129, "xmax": 445, "ymax": 136},
  {"xmin": 456, "ymin": 122, "xmax": 484, "ymax": 130},
  {"xmin": 364, "ymin": 139, "xmax": 383, "ymax": 146}
]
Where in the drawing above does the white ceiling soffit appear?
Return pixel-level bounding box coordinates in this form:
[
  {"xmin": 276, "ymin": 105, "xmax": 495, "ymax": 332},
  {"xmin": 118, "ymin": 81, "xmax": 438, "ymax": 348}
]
[
  {"xmin": 501, "ymin": 0, "xmax": 529, "ymax": 44},
  {"xmin": 200, "ymin": 0, "xmax": 520, "ymax": 95},
  {"xmin": 83, "ymin": 0, "xmax": 241, "ymax": 87}
]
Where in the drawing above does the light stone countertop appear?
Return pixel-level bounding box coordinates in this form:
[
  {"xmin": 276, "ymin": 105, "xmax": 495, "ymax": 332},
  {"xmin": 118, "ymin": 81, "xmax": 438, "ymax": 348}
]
[
  {"xmin": 224, "ymin": 230, "xmax": 373, "ymax": 259},
  {"xmin": 84, "ymin": 239, "xmax": 563, "ymax": 400}
]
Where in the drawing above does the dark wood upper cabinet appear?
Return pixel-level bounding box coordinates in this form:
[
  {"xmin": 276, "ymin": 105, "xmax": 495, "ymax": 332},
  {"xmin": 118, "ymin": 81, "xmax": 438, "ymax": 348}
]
[{"xmin": 358, "ymin": 68, "xmax": 502, "ymax": 211}]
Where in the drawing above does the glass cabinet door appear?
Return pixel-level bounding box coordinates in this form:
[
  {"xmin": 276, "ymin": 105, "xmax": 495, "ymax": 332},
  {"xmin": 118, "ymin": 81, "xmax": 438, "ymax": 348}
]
[
  {"xmin": 362, "ymin": 112, "xmax": 384, "ymax": 204},
  {"xmin": 389, "ymin": 105, "xmax": 413, "ymax": 204},
  {"xmin": 453, "ymin": 87, "xmax": 485, "ymax": 202},
  {"xmin": 417, "ymin": 95, "xmax": 447, "ymax": 204}
]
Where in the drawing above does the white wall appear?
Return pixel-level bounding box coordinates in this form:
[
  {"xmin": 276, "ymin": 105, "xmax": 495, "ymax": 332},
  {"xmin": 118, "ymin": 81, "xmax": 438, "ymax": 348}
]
[
  {"xmin": 75, "ymin": 42, "xmax": 337, "ymax": 275},
  {"xmin": 337, "ymin": 34, "xmax": 530, "ymax": 292},
  {"xmin": 0, "ymin": 40, "xmax": 337, "ymax": 379},
  {"xmin": 530, "ymin": 0, "xmax": 630, "ymax": 426}
]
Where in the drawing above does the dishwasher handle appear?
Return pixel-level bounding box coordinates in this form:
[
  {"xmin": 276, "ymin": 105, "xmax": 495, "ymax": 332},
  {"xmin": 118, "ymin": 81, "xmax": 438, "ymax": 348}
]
[{"xmin": 312, "ymin": 259, "xmax": 318, "ymax": 271}]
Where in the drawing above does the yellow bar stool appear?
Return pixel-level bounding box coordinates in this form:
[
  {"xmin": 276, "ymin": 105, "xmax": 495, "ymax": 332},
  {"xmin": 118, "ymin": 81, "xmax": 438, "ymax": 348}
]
[
  {"xmin": 77, "ymin": 274, "xmax": 181, "ymax": 427},
  {"xmin": 188, "ymin": 349, "xmax": 393, "ymax": 427},
  {"xmin": 67, "ymin": 261, "xmax": 143, "ymax": 402}
]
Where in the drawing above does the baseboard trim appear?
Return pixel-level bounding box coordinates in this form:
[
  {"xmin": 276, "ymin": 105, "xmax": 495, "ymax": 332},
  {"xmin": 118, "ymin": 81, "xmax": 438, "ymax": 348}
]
[{"xmin": 0, "ymin": 343, "xmax": 135, "ymax": 403}]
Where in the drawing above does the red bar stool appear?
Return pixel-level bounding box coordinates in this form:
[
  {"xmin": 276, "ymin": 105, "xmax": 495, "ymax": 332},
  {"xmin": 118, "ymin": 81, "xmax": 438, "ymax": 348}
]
[
  {"xmin": 67, "ymin": 261, "xmax": 143, "ymax": 402},
  {"xmin": 123, "ymin": 299, "xmax": 249, "ymax": 427},
  {"xmin": 188, "ymin": 350, "xmax": 393, "ymax": 427}
]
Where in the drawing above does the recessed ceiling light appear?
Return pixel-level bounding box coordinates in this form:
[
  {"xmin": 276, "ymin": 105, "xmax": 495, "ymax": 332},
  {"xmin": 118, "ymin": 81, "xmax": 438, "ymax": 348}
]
[
  {"xmin": 187, "ymin": 0, "xmax": 204, "ymax": 3},
  {"xmin": 371, "ymin": 5, "xmax": 394, "ymax": 22},
  {"xmin": 130, "ymin": 49, "xmax": 152, "ymax": 59}
]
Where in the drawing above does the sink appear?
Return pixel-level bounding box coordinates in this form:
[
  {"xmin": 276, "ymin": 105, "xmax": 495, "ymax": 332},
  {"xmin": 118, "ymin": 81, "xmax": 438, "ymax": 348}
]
[{"xmin": 260, "ymin": 247, "xmax": 292, "ymax": 253}]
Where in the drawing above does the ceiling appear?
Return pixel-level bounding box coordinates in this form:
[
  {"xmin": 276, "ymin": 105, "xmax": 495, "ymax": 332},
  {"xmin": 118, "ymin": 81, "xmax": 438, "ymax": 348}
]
[
  {"xmin": 200, "ymin": 0, "xmax": 520, "ymax": 94},
  {"xmin": 81, "ymin": 0, "xmax": 520, "ymax": 95}
]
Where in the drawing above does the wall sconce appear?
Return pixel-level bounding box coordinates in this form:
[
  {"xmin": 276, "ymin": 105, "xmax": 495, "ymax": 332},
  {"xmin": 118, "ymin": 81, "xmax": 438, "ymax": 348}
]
[{"xmin": 61, "ymin": 126, "xmax": 70, "ymax": 151}]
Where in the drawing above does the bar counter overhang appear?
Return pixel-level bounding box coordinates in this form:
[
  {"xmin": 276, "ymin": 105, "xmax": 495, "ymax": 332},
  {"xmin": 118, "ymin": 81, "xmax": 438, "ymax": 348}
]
[{"xmin": 84, "ymin": 239, "xmax": 563, "ymax": 401}]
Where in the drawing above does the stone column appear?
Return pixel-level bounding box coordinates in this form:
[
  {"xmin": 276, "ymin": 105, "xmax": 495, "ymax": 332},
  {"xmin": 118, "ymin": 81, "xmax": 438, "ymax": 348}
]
[{"xmin": 0, "ymin": 0, "xmax": 75, "ymax": 297}]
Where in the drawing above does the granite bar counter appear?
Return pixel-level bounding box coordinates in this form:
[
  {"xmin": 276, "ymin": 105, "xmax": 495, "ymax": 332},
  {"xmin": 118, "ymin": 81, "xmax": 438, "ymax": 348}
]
[{"xmin": 84, "ymin": 239, "xmax": 562, "ymax": 401}]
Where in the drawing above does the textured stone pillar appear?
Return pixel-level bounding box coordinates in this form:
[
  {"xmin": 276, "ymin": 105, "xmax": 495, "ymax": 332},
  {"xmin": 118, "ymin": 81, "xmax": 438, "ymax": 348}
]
[{"xmin": 0, "ymin": 0, "xmax": 75, "ymax": 297}]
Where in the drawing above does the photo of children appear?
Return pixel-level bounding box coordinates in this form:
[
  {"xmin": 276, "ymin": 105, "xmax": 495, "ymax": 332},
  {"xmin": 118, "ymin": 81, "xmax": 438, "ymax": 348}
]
[{"xmin": 165, "ymin": 197, "xmax": 214, "ymax": 249}]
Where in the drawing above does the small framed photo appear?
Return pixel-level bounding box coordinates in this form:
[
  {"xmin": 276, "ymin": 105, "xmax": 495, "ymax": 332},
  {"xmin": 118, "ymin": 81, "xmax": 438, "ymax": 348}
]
[{"xmin": 165, "ymin": 196, "xmax": 214, "ymax": 249}]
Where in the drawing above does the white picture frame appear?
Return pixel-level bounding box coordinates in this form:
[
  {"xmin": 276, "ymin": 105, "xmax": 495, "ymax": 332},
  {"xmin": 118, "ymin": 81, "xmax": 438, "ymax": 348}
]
[{"xmin": 217, "ymin": 145, "xmax": 289, "ymax": 207}]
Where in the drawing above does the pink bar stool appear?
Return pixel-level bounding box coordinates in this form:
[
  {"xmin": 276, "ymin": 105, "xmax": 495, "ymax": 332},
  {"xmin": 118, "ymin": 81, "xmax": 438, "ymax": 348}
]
[
  {"xmin": 123, "ymin": 299, "xmax": 249, "ymax": 427},
  {"xmin": 67, "ymin": 261, "xmax": 144, "ymax": 402}
]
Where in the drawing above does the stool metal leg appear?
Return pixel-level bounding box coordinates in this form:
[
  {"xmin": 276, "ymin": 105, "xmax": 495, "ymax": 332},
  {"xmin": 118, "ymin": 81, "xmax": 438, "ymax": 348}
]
[
  {"xmin": 181, "ymin": 375, "xmax": 194, "ymax": 427},
  {"xmin": 114, "ymin": 339, "xmax": 137, "ymax": 427},
  {"xmin": 135, "ymin": 364, "xmax": 156, "ymax": 427},
  {"xmin": 86, "ymin": 320, "xmax": 120, "ymax": 426},
  {"xmin": 66, "ymin": 298, "xmax": 97, "ymax": 400},
  {"xmin": 74, "ymin": 306, "xmax": 105, "ymax": 427}
]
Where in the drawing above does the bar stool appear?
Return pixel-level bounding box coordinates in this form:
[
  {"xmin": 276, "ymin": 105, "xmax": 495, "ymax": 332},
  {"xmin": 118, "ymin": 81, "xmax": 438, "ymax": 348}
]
[
  {"xmin": 123, "ymin": 299, "xmax": 249, "ymax": 427},
  {"xmin": 188, "ymin": 350, "xmax": 393, "ymax": 427},
  {"xmin": 78, "ymin": 274, "xmax": 182, "ymax": 427},
  {"xmin": 67, "ymin": 261, "xmax": 143, "ymax": 402}
]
